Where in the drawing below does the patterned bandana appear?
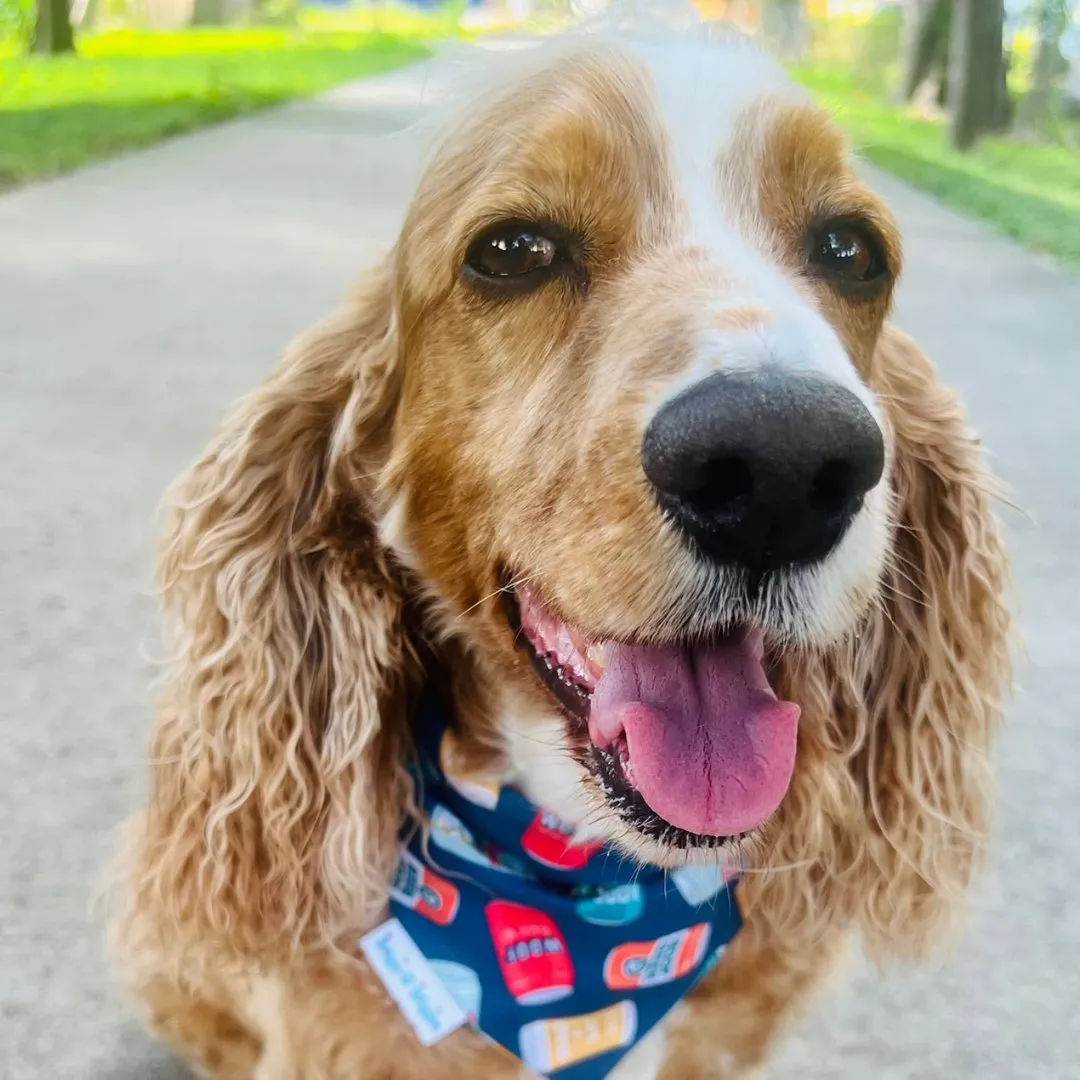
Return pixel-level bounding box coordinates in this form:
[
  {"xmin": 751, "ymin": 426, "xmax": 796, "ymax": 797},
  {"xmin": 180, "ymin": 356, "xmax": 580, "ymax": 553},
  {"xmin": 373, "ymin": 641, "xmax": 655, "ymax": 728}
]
[{"xmin": 382, "ymin": 697, "xmax": 746, "ymax": 1079}]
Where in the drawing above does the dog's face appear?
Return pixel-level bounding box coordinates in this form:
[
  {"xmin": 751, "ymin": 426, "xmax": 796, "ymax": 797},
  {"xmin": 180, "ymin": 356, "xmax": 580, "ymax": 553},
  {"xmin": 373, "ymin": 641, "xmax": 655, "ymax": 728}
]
[{"xmin": 378, "ymin": 37, "xmax": 901, "ymax": 866}]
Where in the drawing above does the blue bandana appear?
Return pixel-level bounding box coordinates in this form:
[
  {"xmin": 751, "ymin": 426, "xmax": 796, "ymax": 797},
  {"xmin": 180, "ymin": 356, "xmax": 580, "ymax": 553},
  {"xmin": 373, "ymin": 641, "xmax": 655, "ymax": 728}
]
[{"xmin": 384, "ymin": 698, "xmax": 745, "ymax": 1079}]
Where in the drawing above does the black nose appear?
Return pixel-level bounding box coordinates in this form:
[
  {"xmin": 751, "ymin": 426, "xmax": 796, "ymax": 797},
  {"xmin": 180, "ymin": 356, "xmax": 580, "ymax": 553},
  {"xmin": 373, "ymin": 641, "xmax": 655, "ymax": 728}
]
[{"xmin": 642, "ymin": 369, "xmax": 885, "ymax": 575}]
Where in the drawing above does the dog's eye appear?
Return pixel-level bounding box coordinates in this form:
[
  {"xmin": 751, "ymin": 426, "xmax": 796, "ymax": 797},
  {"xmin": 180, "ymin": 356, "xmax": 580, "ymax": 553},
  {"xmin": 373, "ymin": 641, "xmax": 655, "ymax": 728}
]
[
  {"xmin": 463, "ymin": 221, "xmax": 574, "ymax": 295},
  {"xmin": 471, "ymin": 229, "xmax": 556, "ymax": 277},
  {"xmin": 809, "ymin": 219, "xmax": 889, "ymax": 293}
]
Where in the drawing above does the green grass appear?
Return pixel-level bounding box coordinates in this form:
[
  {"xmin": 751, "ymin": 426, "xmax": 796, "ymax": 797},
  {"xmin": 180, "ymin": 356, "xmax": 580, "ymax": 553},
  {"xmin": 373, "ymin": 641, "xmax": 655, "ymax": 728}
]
[
  {"xmin": 0, "ymin": 26, "xmax": 434, "ymax": 186},
  {"xmin": 793, "ymin": 67, "xmax": 1080, "ymax": 272}
]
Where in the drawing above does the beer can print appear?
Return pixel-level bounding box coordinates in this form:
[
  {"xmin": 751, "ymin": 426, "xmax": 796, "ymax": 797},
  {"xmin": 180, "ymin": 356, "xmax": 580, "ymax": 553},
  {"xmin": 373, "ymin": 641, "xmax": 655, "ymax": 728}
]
[
  {"xmin": 574, "ymin": 884, "xmax": 645, "ymax": 927},
  {"xmin": 429, "ymin": 959, "xmax": 482, "ymax": 1025},
  {"xmin": 518, "ymin": 1001, "xmax": 637, "ymax": 1074},
  {"xmin": 669, "ymin": 865, "xmax": 733, "ymax": 907},
  {"xmin": 439, "ymin": 730, "xmax": 501, "ymax": 810},
  {"xmin": 521, "ymin": 809, "xmax": 603, "ymax": 871},
  {"xmin": 390, "ymin": 850, "xmax": 460, "ymax": 927},
  {"xmin": 485, "ymin": 900, "xmax": 575, "ymax": 1005},
  {"xmin": 429, "ymin": 804, "xmax": 497, "ymax": 870},
  {"xmin": 603, "ymin": 923, "xmax": 712, "ymax": 990},
  {"xmin": 428, "ymin": 805, "xmax": 519, "ymax": 876}
]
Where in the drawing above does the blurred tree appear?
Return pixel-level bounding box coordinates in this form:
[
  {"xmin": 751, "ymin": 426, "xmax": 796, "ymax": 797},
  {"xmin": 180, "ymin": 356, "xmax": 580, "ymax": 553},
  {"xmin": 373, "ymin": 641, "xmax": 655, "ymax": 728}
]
[
  {"xmin": 190, "ymin": 0, "xmax": 225, "ymax": 24},
  {"xmin": 1020, "ymin": 0, "xmax": 1072, "ymax": 132},
  {"xmin": 949, "ymin": 0, "xmax": 1009, "ymax": 148},
  {"xmin": 32, "ymin": 0, "xmax": 75, "ymax": 52},
  {"xmin": 74, "ymin": 0, "xmax": 99, "ymax": 29},
  {"xmin": 901, "ymin": 0, "xmax": 952, "ymax": 103},
  {"xmin": 762, "ymin": 0, "xmax": 808, "ymax": 62},
  {"xmin": 0, "ymin": 0, "xmax": 37, "ymax": 43}
]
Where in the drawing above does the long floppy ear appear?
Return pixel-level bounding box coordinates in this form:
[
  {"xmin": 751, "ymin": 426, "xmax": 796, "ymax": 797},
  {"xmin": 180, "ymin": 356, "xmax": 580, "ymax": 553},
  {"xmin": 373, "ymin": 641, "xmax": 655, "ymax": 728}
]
[
  {"xmin": 126, "ymin": 258, "xmax": 416, "ymax": 961},
  {"xmin": 853, "ymin": 324, "xmax": 1012, "ymax": 959}
]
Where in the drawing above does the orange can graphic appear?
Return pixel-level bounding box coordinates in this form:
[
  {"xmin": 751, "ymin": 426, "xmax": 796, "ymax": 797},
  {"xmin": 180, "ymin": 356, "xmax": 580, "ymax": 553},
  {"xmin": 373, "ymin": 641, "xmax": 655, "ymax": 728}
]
[
  {"xmin": 518, "ymin": 1000, "xmax": 637, "ymax": 1074},
  {"xmin": 485, "ymin": 900, "xmax": 575, "ymax": 1006},
  {"xmin": 521, "ymin": 809, "xmax": 604, "ymax": 871},
  {"xmin": 603, "ymin": 923, "xmax": 712, "ymax": 990},
  {"xmin": 390, "ymin": 850, "xmax": 460, "ymax": 927}
]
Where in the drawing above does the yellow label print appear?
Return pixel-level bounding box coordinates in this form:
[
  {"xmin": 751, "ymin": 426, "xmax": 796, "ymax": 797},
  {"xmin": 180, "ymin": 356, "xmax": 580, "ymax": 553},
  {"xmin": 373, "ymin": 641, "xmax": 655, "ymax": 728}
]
[{"xmin": 519, "ymin": 1001, "xmax": 637, "ymax": 1073}]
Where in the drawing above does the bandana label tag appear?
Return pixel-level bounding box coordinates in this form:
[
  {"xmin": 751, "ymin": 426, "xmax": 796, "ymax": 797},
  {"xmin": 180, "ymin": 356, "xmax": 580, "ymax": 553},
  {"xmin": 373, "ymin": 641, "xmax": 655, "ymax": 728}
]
[{"xmin": 359, "ymin": 918, "xmax": 468, "ymax": 1047}]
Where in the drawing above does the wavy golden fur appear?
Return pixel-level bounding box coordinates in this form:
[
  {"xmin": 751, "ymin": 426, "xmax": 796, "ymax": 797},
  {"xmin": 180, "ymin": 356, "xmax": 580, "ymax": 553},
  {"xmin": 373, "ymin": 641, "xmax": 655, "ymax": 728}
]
[{"xmin": 112, "ymin": 32, "xmax": 1011, "ymax": 1080}]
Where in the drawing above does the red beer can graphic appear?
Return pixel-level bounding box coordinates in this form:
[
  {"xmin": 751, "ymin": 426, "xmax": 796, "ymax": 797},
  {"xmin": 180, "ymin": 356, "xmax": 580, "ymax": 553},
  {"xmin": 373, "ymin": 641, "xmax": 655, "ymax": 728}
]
[
  {"xmin": 485, "ymin": 900, "xmax": 575, "ymax": 1005},
  {"xmin": 603, "ymin": 923, "xmax": 712, "ymax": 991},
  {"xmin": 521, "ymin": 809, "xmax": 604, "ymax": 871},
  {"xmin": 390, "ymin": 850, "xmax": 460, "ymax": 927}
]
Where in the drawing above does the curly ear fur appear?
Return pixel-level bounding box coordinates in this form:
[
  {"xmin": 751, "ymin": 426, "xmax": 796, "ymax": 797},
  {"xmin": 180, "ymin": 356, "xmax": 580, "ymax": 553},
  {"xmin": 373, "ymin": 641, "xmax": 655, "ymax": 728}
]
[
  {"xmin": 854, "ymin": 325, "xmax": 1012, "ymax": 958},
  {"xmin": 122, "ymin": 260, "xmax": 416, "ymax": 965},
  {"xmin": 752, "ymin": 325, "xmax": 1012, "ymax": 962}
]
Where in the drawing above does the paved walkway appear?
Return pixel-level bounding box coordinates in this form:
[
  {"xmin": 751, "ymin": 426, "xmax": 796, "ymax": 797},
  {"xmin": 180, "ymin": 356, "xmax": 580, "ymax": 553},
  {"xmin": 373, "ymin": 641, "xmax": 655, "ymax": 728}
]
[{"xmin": 2, "ymin": 50, "xmax": 1078, "ymax": 1080}]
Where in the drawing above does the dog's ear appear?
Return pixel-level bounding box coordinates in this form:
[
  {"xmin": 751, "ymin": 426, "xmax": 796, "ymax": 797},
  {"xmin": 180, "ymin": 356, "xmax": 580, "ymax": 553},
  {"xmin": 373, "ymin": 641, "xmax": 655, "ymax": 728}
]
[
  {"xmin": 753, "ymin": 326, "xmax": 1011, "ymax": 964},
  {"xmin": 852, "ymin": 325, "xmax": 1012, "ymax": 959},
  {"xmin": 127, "ymin": 258, "xmax": 416, "ymax": 961}
]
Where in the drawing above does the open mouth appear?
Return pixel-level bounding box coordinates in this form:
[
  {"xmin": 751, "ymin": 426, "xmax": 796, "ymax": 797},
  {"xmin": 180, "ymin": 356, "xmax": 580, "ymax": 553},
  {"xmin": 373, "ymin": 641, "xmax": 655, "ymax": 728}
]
[{"xmin": 506, "ymin": 584, "xmax": 801, "ymax": 848}]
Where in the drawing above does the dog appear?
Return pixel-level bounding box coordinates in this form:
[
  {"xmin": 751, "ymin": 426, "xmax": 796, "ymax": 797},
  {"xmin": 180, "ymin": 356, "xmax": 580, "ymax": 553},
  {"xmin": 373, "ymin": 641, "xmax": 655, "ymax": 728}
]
[{"xmin": 112, "ymin": 26, "xmax": 1012, "ymax": 1080}]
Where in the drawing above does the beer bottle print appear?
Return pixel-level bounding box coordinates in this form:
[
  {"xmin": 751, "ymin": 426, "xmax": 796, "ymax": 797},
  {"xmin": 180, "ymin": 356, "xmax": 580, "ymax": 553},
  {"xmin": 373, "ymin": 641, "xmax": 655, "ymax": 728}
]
[{"xmin": 518, "ymin": 1001, "xmax": 638, "ymax": 1073}]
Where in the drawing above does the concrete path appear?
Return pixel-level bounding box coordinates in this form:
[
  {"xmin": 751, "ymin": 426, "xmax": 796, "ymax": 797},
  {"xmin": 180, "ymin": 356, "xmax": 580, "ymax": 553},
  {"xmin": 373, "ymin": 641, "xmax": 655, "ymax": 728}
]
[{"xmin": 2, "ymin": 49, "xmax": 1078, "ymax": 1080}]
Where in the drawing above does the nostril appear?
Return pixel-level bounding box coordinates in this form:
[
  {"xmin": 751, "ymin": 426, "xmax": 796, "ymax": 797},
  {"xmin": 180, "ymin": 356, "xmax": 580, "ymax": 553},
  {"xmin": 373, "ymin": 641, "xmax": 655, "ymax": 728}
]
[
  {"xmin": 809, "ymin": 459, "xmax": 855, "ymax": 515},
  {"xmin": 686, "ymin": 457, "xmax": 754, "ymax": 518}
]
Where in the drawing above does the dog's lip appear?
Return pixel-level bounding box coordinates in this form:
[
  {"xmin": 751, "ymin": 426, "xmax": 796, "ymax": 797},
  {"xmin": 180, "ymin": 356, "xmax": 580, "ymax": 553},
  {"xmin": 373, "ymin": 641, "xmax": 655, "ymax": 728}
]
[
  {"xmin": 501, "ymin": 572, "xmax": 765, "ymax": 653},
  {"xmin": 504, "ymin": 583, "xmax": 594, "ymax": 723},
  {"xmin": 502, "ymin": 575, "xmax": 779, "ymax": 675}
]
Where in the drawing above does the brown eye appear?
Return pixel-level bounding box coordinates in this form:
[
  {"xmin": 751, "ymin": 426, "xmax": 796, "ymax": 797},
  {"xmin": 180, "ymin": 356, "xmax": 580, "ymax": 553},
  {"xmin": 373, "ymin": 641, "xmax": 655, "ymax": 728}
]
[
  {"xmin": 809, "ymin": 219, "xmax": 888, "ymax": 294},
  {"xmin": 463, "ymin": 221, "xmax": 578, "ymax": 296},
  {"xmin": 472, "ymin": 229, "xmax": 556, "ymax": 276}
]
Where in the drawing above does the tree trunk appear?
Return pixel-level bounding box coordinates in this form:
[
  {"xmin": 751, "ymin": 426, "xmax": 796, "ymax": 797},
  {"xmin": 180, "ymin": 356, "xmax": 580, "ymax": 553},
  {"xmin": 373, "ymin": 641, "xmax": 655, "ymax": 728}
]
[
  {"xmin": 762, "ymin": 0, "xmax": 808, "ymax": 64},
  {"xmin": 190, "ymin": 0, "xmax": 225, "ymax": 26},
  {"xmin": 901, "ymin": 0, "xmax": 951, "ymax": 102},
  {"xmin": 32, "ymin": 0, "xmax": 76, "ymax": 53},
  {"xmin": 1021, "ymin": 0, "xmax": 1069, "ymax": 134},
  {"xmin": 949, "ymin": 0, "xmax": 1007, "ymax": 150}
]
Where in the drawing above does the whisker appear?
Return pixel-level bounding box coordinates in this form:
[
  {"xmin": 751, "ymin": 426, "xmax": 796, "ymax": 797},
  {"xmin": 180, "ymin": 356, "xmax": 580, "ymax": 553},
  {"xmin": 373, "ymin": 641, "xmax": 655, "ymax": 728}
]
[{"xmin": 459, "ymin": 571, "xmax": 535, "ymax": 618}]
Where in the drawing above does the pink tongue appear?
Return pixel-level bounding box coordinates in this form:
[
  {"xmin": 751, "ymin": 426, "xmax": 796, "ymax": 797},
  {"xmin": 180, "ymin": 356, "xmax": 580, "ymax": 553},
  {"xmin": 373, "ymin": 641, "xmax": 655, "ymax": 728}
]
[{"xmin": 589, "ymin": 633, "xmax": 799, "ymax": 836}]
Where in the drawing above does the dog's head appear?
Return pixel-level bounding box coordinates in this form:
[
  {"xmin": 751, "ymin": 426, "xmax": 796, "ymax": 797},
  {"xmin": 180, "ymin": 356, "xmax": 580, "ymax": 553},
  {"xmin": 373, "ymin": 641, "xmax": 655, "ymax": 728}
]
[
  {"xmin": 136, "ymin": 33, "xmax": 1010, "ymax": 960},
  {"xmin": 379, "ymin": 36, "xmax": 899, "ymax": 861}
]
